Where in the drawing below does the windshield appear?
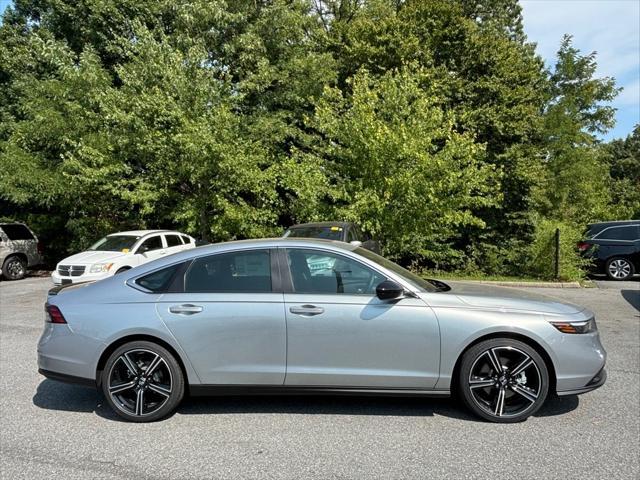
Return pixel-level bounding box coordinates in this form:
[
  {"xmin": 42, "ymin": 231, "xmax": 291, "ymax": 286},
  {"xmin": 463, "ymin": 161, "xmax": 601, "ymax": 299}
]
[
  {"xmin": 88, "ymin": 235, "xmax": 140, "ymax": 252},
  {"xmin": 284, "ymin": 226, "xmax": 344, "ymax": 241},
  {"xmin": 354, "ymin": 247, "xmax": 439, "ymax": 292}
]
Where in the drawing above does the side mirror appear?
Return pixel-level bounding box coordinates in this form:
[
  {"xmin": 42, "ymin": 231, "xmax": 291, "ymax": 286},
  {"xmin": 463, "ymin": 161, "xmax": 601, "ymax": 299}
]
[
  {"xmin": 349, "ymin": 240, "xmax": 362, "ymax": 247},
  {"xmin": 137, "ymin": 245, "xmax": 149, "ymax": 254},
  {"xmin": 376, "ymin": 280, "xmax": 404, "ymax": 300}
]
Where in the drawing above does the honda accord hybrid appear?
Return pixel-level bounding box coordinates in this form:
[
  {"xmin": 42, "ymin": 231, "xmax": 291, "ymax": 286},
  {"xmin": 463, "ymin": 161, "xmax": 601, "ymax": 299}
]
[{"xmin": 38, "ymin": 239, "xmax": 606, "ymax": 423}]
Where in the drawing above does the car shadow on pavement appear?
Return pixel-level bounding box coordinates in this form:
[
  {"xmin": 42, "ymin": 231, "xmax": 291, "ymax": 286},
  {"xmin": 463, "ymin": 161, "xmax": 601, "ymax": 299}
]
[
  {"xmin": 33, "ymin": 380, "xmax": 580, "ymax": 423},
  {"xmin": 178, "ymin": 393, "xmax": 579, "ymax": 422},
  {"xmin": 32, "ymin": 379, "xmax": 120, "ymax": 421},
  {"xmin": 621, "ymin": 289, "xmax": 640, "ymax": 312}
]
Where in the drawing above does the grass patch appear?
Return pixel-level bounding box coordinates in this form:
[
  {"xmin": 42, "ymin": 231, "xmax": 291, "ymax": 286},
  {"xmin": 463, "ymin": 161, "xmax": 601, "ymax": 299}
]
[{"xmin": 420, "ymin": 271, "xmax": 562, "ymax": 283}]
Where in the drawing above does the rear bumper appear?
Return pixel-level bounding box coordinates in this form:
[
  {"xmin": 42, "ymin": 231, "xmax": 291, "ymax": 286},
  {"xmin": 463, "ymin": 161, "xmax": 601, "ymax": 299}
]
[{"xmin": 38, "ymin": 368, "xmax": 96, "ymax": 388}]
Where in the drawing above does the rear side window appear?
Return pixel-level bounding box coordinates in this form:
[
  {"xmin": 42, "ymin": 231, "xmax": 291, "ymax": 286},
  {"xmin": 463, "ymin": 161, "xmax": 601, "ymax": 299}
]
[
  {"xmin": 165, "ymin": 234, "xmax": 182, "ymax": 247},
  {"xmin": 181, "ymin": 235, "xmax": 191, "ymax": 244},
  {"xmin": 0, "ymin": 224, "xmax": 34, "ymax": 240},
  {"xmin": 136, "ymin": 263, "xmax": 183, "ymax": 292},
  {"xmin": 184, "ymin": 250, "xmax": 271, "ymax": 293},
  {"xmin": 597, "ymin": 226, "xmax": 639, "ymax": 241}
]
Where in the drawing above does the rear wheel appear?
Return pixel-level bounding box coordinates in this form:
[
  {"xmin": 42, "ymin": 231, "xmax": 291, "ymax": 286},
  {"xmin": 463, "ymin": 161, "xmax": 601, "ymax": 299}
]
[
  {"xmin": 101, "ymin": 341, "xmax": 184, "ymax": 422},
  {"xmin": 2, "ymin": 255, "xmax": 27, "ymax": 280},
  {"xmin": 458, "ymin": 338, "xmax": 549, "ymax": 423},
  {"xmin": 605, "ymin": 257, "xmax": 634, "ymax": 280}
]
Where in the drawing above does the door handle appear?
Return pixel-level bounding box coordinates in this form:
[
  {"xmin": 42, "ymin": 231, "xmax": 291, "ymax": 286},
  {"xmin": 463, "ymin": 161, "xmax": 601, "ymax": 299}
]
[
  {"xmin": 169, "ymin": 304, "xmax": 203, "ymax": 315},
  {"xmin": 289, "ymin": 305, "xmax": 324, "ymax": 316}
]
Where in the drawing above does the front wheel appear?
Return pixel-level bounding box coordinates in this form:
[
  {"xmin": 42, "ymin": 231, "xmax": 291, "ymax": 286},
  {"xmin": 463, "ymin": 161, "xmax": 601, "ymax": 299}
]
[
  {"xmin": 2, "ymin": 255, "xmax": 27, "ymax": 280},
  {"xmin": 101, "ymin": 341, "xmax": 184, "ymax": 422},
  {"xmin": 458, "ymin": 338, "xmax": 549, "ymax": 423}
]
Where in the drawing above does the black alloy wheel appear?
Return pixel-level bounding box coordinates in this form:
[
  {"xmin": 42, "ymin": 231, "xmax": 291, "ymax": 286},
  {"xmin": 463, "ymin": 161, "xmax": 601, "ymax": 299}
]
[
  {"xmin": 459, "ymin": 338, "xmax": 549, "ymax": 423},
  {"xmin": 101, "ymin": 341, "xmax": 184, "ymax": 422}
]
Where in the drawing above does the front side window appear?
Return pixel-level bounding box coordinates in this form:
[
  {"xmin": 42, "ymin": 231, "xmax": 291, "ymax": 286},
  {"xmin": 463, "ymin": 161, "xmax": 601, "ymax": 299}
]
[
  {"xmin": 354, "ymin": 247, "xmax": 438, "ymax": 292},
  {"xmin": 137, "ymin": 235, "xmax": 164, "ymax": 253},
  {"xmin": 286, "ymin": 249, "xmax": 386, "ymax": 295},
  {"xmin": 184, "ymin": 250, "xmax": 272, "ymax": 293}
]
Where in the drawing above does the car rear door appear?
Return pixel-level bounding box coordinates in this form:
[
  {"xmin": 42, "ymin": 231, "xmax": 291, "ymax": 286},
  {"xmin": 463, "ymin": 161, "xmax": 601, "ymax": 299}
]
[
  {"xmin": 281, "ymin": 247, "xmax": 440, "ymax": 388},
  {"xmin": 156, "ymin": 248, "xmax": 286, "ymax": 385},
  {"xmin": 164, "ymin": 233, "xmax": 185, "ymax": 255}
]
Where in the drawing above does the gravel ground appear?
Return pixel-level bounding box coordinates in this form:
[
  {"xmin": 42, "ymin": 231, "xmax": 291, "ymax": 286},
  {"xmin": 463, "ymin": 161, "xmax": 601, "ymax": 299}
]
[{"xmin": 0, "ymin": 276, "xmax": 638, "ymax": 480}]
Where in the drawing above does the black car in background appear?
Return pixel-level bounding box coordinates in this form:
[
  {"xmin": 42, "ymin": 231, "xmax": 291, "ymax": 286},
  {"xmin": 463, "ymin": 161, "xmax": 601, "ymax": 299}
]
[
  {"xmin": 283, "ymin": 221, "xmax": 381, "ymax": 254},
  {"xmin": 578, "ymin": 220, "xmax": 640, "ymax": 280}
]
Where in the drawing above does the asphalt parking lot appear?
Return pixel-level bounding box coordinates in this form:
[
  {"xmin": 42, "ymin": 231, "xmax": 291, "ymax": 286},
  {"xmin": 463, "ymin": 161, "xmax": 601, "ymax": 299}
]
[{"xmin": 0, "ymin": 277, "xmax": 638, "ymax": 479}]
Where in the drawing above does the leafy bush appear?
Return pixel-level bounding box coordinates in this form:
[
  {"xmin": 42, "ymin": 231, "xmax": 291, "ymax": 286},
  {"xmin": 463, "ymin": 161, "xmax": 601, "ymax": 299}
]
[{"xmin": 525, "ymin": 219, "xmax": 590, "ymax": 281}]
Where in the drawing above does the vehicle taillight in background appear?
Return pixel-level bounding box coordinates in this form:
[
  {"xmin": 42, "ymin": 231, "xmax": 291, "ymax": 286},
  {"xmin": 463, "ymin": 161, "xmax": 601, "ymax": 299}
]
[
  {"xmin": 45, "ymin": 304, "xmax": 67, "ymax": 324},
  {"xmin": 577, "ymin": 241, "xmax": 591, "ymax": 252}
]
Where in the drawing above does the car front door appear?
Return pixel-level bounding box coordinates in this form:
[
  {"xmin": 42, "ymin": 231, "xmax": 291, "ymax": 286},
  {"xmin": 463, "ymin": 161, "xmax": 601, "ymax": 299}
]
[
  {"xmin": 156, "ymin": 248, "xmax": 286, "ymax": 385},
  {"xmin": 282, "ymin": 248, "xmax": 440, "ymax": 388},
  {"xmin": 135, "ymin": 234, "xmax": 167, "ymax": 263}
]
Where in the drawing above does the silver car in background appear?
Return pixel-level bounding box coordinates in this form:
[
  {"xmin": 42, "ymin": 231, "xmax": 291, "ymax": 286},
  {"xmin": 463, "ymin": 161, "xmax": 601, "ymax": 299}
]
[
  {"xmin": 0, "ymin": 222, "xmax": 43, "ymax": 280},
  {"xmin": 38, "ymin": 239, "xmax": 606, "ymax": 423}
]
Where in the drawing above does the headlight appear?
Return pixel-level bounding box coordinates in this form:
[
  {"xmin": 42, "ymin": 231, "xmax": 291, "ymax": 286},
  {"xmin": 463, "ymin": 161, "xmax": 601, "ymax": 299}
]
[
  {"xmin": 550, "ymin": 317, "xmax": 597, "ymax": 334},
  {"xmin": 90, "ymin": 263, "xmax": 114, "ymax": 273}
]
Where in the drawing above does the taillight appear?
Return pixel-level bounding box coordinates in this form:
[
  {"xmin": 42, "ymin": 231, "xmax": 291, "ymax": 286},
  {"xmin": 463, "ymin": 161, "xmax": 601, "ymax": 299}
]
[
  {"xmin": 577, "ymin": 241, "xmax": 590, "ymax": 251},
  {"xmin": 45, "ymin": 304, "xmax": 67, "ymax": 324}
]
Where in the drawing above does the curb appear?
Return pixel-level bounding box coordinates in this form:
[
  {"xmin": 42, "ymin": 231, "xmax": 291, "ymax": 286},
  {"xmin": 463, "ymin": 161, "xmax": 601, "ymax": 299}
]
[{"xmin": 459, "ymin": 280, "xmax": 582, "ymax": 289}]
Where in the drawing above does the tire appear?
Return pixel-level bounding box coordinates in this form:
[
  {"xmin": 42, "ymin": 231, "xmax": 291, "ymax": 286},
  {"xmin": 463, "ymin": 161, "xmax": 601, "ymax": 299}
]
[
  {"xmin": 458, "ymin": 338, "xmax": 549, "ymax": 423},
  {"xmin": 114, "ymin": 267, "xmax": 131, "ymax": 275},
  {"xmin": 605, "ymin": 257, "xmax": 634, "ymax": 281},
  {"xmin": 101, "ymin": 341, "xmax": 184, "ymax": 422},
  {"xmin": 2, "ymin": 255, "xmax": 27, "ymax": 281}
]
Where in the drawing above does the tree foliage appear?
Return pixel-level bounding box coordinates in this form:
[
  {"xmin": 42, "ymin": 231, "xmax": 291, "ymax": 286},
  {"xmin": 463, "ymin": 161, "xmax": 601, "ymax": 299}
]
[{"xmin": 0, "ymin": 0, "xmax": 635, "ymax": 276}]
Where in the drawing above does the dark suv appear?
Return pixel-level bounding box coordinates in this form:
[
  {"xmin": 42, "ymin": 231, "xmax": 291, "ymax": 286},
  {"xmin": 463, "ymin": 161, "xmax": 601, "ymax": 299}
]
[
  {"xmin": 579, "ymin": 220, "xmax": 639, "ymax": 280},
  {"xmin": 283, "ymin": 221, "xmax": 381, "ymax": 254}
]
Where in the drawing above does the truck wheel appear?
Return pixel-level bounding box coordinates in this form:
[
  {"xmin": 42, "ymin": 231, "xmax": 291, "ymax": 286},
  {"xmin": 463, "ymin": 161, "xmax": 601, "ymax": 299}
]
[{"xmin": 2, "ymin": 255, "xmax": 27, "ymax": 280}]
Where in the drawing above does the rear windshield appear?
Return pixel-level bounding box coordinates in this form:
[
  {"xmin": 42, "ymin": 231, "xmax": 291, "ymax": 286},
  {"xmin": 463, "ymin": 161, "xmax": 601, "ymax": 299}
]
[
  {"xmin": 0, "ymin": 224, "xmax": 35, "ymax": 240},
  {"xmin": 88, "ymin": 235, "xmax": 140, "ymax": 252},
  {"xmin": 284, "ymin": 226, "xmax": 344, "ymax": 241}
]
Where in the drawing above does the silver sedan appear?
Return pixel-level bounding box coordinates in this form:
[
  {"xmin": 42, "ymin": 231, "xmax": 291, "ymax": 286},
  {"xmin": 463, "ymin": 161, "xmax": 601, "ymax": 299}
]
[{"xmin": 38, "ymin": 239, "xmax": 606, "ymax": 423}]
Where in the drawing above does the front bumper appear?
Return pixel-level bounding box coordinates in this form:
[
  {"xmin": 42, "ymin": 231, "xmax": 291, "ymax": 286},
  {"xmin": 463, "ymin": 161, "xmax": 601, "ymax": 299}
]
[
  {"xmin": 557, "ymin": 367, "xmax": 607, "ymax": 396},
  {"xmin": 51, "ymin": 269, "xmax": 109, "ymax": 285}
]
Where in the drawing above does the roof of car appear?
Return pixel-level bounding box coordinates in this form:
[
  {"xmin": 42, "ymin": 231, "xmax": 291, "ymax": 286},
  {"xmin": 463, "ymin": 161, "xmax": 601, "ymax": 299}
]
[
  {"xmin": 287, "ymin": 221, "xmax": 353, "ymax": 229},
  {"xmin": 108, "ymin": 230, "xmax": 173, "ymax": 237},
  {"xmin": 196, "ymin": 237, "xmax": 357, "ymax": 252},
  {"xmin": 587, "ymin": 220, "xmax": 639, "ymax": 228}
]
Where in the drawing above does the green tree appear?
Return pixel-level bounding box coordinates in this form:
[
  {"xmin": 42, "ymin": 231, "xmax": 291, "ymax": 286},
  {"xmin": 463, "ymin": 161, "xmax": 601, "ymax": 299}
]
[
  {"xmin": 534, "ymin": 35, "xmax": 619, "ymax": 224},
  {"xmin": 603, "ymin": 125, "xmax": 640, "ymax": 219},
  {"xmin": 310, "ymin": 67, "xmax": 499, "ymax": 262}
]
